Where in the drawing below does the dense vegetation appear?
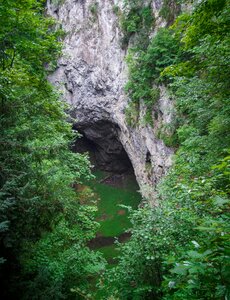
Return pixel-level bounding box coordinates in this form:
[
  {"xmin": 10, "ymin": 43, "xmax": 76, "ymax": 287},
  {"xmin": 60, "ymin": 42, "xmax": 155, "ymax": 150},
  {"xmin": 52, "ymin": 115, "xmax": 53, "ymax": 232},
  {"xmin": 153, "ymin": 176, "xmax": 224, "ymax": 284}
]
[
  {"xmin": 120, "ymin": 0, "xmax": 182, "ymax": 127},
  {"xmin": 120, "ymin": 0, "xmax": 155, "ymax": 49},
  {"xmin": 1, "ymin": 0, "xmax": 229, "ymax": 299},
  {"xmin": 0, "ymin": 1, "xmax": 104, "ymax": 298},
  {"xmin": 99, "ymin": 0, "xmax": 230, "ymax": 299}
]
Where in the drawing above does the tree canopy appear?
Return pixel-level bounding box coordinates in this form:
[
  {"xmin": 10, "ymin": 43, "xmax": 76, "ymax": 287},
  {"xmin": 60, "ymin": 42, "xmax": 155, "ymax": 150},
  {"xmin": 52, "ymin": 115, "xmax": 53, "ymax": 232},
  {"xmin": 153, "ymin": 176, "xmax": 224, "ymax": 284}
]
[{"xmin": 0, "ymin": 1, "xmax": 104, "ymax": 298}]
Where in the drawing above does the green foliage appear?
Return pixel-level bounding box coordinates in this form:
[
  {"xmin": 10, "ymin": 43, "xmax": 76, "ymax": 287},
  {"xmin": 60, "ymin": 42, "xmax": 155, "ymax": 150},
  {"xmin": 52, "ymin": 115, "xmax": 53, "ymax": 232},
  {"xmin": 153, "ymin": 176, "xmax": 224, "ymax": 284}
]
[
  {"xmin": 112, "ymin": 5, "xmax": 120, "ymax": 16},
  {"xmin": 101, "ymin": 0, "xmax": 230, "ymax": 299},
  {"xmin": 157, "ymin": 123, "xmax": 178, "ymax": 147},
  {"xmin": 159, "ymin": 2, "xmax": 230, "ymax": 295},
  {"xmin": 89, "ymin": 2, "xmax": 99, "ymax": 23},
  {"xmin": 159, "ymin": 0, "xmax": 181, "ymax": 25},
  {"xmin": 89, "ymin": 2, "xmax": 99, "ymax": 16},
  {"xmin": 120, "ymin": 0, "xmax": 155, "ymax": 49},
  {"xmin": 100, "ymin": 154, "xmax": 230, "ymax": 299},
  {"xmin": 125, "ymin": 28, "xmax": 182, "ymax": 126},
  {"xmin": 162, "ymin": 156, "xmax": 230, "ymax": 299},
  {"xmin": 20, "ymin": 216, "xmax": 105, "ymax": 299},
  {"xmin": 1, "ymin": 0, "xmax": 228, "ymax": 298},
  {"xmin": 125, "ymin": 28, "xmax": 182, "ymax": 100},
  {"xmin": 125, "ymin": 101, "xmax": 139, "ymax": 127},
  {"xmin": 0, "ymin": 0, "xmax": 104, "ymax": 298},
  {"xmin": 143, "ymin": 108, "xmax": 154, "ymax": 127},
  {"xmin": 121, "ymin": 2, "xmax": 181, "ymax": 127},
  {"xmin": 164, "ymin": 0, "xmax": 230, "ymax": 168},
  {"xmin": 99, "ymin": 197, "xmax": 200, "ymax": 299}
]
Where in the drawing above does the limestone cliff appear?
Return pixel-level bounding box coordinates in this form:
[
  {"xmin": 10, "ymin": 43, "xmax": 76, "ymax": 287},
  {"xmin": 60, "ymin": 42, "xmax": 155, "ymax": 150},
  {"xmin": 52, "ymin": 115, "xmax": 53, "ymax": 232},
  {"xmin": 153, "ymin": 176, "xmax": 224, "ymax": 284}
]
[{"xmin": 47, "ymin": 0, "xmax": 175, "ymax": 202}]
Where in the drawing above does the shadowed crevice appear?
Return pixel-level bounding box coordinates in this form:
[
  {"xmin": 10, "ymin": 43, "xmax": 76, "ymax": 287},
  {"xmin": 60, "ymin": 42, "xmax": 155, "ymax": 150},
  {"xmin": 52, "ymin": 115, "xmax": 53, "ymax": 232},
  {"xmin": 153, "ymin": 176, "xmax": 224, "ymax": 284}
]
[{"xmin": 73, "ymin": 120, "xmax": 132, "ymax": 173}]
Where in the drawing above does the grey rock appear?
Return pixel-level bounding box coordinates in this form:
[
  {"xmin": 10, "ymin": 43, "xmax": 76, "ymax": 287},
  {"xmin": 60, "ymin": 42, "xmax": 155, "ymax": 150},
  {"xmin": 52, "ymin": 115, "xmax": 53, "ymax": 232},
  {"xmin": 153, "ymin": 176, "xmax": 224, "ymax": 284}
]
[{"xmin": 47, "ymin": 0, "xmax": 174, "ymax": 203}]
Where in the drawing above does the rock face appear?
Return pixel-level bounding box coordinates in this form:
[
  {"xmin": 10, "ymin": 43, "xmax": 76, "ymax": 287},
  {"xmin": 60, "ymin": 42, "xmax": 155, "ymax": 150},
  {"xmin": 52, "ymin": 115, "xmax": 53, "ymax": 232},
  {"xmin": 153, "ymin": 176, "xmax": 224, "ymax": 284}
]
[{"xmin": 47, "ymin": 0, "xmax": 174, "ymax": 203}]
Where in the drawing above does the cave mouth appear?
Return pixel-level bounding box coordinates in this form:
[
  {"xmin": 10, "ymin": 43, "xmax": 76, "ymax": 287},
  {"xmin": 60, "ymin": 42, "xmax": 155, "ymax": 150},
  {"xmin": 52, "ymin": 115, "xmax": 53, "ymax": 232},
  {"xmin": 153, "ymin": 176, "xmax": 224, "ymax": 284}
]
[
  {"xmin": 73, "ymin": 121, "xmax": 141, "ymax": 261},
  {"xmin": 73, "ymin": 120, "xmax": 132, "ymax": 173}
]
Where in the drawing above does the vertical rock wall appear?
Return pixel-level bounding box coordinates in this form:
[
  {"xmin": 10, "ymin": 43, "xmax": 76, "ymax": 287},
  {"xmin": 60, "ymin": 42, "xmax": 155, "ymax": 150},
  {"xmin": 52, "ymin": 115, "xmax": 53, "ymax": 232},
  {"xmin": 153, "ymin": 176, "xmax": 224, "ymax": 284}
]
[{"xmin": 47, "ymin": 0, "xmax": 174, "ymax": 203}]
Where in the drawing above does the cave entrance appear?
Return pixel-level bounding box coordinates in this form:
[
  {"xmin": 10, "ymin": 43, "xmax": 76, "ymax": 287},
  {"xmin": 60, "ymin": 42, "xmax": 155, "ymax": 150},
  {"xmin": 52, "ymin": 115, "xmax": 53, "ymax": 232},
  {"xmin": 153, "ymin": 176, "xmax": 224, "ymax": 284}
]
[
  {"xmin": 73, "ymin": 120, "xmax": 132, "ymax": 173},
  {"xmin": 72, "ymin": 120, "xmax": 141, "ymax": 265}
]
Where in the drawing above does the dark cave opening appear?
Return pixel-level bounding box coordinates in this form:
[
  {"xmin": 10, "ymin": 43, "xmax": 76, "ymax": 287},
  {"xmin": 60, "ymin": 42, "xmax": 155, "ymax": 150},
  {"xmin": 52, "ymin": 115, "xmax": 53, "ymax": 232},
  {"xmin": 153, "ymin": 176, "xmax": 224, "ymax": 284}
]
[{"xmin": 73, "ymin": 120, "xmax": 132, "ymax": 173}]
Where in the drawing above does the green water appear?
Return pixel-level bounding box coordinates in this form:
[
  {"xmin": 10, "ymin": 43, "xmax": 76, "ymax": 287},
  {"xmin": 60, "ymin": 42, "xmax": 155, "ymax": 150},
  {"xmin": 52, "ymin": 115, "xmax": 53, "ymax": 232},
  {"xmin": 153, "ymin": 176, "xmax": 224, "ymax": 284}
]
[{"xmin": 88, "ymin": 170, "xmax": 141, "ymax": 262}]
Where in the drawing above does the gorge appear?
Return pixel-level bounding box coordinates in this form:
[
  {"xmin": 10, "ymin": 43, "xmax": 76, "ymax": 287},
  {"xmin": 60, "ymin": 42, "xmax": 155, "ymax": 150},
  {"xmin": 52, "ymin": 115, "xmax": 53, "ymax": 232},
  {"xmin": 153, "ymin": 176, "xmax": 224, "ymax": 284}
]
[{"xmin": 1, "ymin": 0, "xmax": 229, "ymax": 299}]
